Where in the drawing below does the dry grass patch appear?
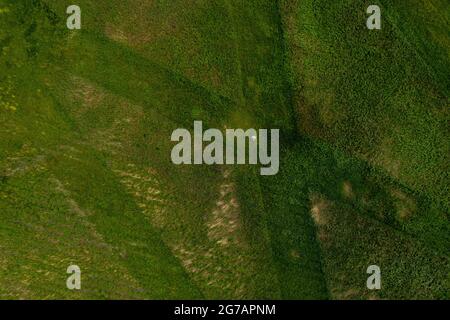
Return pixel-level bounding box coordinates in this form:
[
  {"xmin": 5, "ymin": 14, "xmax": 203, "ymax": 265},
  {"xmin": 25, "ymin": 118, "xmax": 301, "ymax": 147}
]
[
  {"xmin": 70, "ymin": 76, "xmax": 106, "ymax": 117},
  {"xmin": 309, "ymin": 193, "xmax": 332, "ymax": 226},
  {"xmin": 342, "ymin": 180, "xmax": 354, "ymax": 199},
  {"xmin": 390, "ymin": 188, "xmax": 417, "ymax": 221}
]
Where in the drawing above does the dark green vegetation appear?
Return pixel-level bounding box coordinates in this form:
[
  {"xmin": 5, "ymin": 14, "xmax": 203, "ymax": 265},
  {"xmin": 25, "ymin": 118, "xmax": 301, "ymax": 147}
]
[{"xmin": 0, "ymin": 0, "xmax": 448, "ymax": 299}]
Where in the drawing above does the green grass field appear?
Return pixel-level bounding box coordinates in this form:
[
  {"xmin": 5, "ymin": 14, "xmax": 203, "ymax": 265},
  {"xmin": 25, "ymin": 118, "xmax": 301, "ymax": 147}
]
[{"xmin": 0, "ymin": 0, "xmax": 448, "ymax": 299}]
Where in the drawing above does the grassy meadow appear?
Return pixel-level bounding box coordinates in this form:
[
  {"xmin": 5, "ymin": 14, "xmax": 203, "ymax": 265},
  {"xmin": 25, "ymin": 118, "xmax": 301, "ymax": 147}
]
[{"xmin": 0, "ymin": 0, "xmax": 448, "ymax": 299}]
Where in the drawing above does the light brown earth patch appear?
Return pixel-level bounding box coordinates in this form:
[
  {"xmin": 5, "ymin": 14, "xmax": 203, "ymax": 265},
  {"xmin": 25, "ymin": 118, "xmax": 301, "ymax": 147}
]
[
  {"xmin": 390, "ymin": 188, "xmax": 417, "ymax": 221},
  {"xmin": 2, "ymin": 144, "xmax": 47, "ymax": 177},
  {"xmin": 372, "ymin": 136, "xmax": 402, "ymax": 178},
  {"xmin": 206, "ymin": 169, "xmax": 244, "ymax": 247},
  {"xmin": 290, "ymin": 249, "xmax": 301, "ymax": 260},
  {"xmin": 70, "ymin": 77, "xmax": 105, "ymax": 116},
  {"xmin": 113, "ymin": 163, "xmax": 168, "ymax": 229},
  {"xmin": 309, "ymin": 193, "xmax": 332, "ymax": 226},
  {"xmin": 342, "ymin": 180, "xmax": 354, "ymax": 199}
]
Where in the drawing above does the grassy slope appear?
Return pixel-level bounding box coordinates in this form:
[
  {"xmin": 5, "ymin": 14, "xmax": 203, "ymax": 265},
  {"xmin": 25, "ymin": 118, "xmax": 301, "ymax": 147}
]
[
  {"xmin": 1, "ymin": 0, "xmax": 292, "ymax": 299},
  {"xmin": 56, "ymin": 0, "xmax": 313, "ymax": 299},
  {"xmin": 56, "ymin": 0, "xmax": 289, "ymax": 299},
  {"xmin": 280, "ymin": 0, "xmax": 449, "ymax": 298},
  {"xmin": 0, "ymin": 0, "xmax": 203, "ymax": 299},
  {"xmin": 281, "ymin": 0, "xmax": 449, "ymax": 210},
  {"xmin": 265, "ymin": 138, "xmax": 449, "ymax": 299},
  {"xmin": 1, "ymin": 0, "xmax": 448, "ymax": 299}
]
